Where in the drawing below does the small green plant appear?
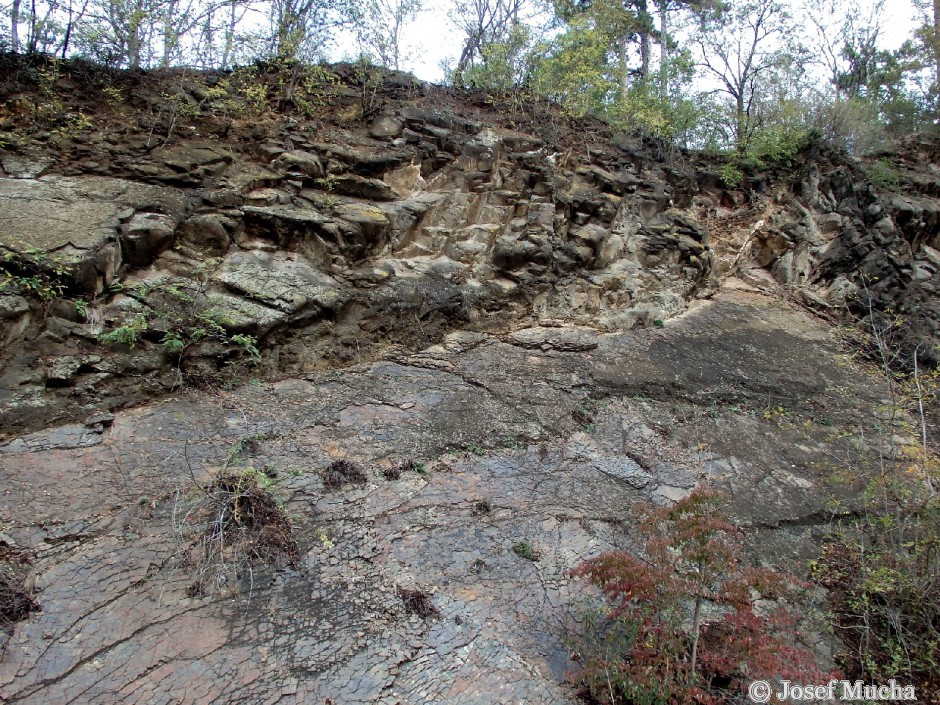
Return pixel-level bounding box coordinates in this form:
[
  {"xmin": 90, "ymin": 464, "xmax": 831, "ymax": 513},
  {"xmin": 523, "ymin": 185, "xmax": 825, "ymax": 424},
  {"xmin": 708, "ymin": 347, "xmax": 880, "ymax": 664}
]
[
  {"xmin": 503, "ymin": 437, "xmax": 524, "ymax": 451},
  {"xmin": 99, "ymin": 315, "xmax": 148, "ymax": 348},
  {"xmin": 161, "ymin": 331, "xmax": 185, "ymax": 355},
  {"xmin": 0, "ymin": 249, "xmax": 71, "ymax": 301},
  {"xmin": 230, "ymin": 333, "xmax": 261, "ymax": 363},
  {"xmin": 228, "ymin": 431, "xmax": 278, "ymax": 463},
  {"xmin": 73, "ymin": 299, "xmax": 87, "ymax": 318},
  {"xmin": 473, "ymin": 498, "xmax": 493, "ymax": 515},
  {"xmin": 465, "ymin": 442, "xmax": 487, "ymax": 456},
  {"xmin": 866, "ymin": 158, "xmax": 902, "ymax": 192},
  {"xmin": 102, "ymin": 85, "xmax": 125, "ymax": 107},
  {"xmin": 512, "ymin": 541, "xmax": 539, "ymax": 561},
  {"xmin": 279, "ymin": 63, "xmax": 336, "ymax": 118},
  {"xmin": 653, "ymin": 318, "xmax": 665, "ymax": 328},
  {"xmin": 53, "ymin": 111, "xmax": 94, "ymax": 139},
  {"xmin": 317, "ymin": 173, "xmax": 340, "ymax": 192}
]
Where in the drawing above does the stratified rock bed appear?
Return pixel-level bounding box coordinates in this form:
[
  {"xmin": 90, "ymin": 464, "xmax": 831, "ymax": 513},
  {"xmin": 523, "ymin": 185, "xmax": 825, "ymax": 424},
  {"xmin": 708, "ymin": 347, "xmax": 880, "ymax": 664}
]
[{"xmin": 0, "ymin": 289, "xmax": 890, "ymax": 704}]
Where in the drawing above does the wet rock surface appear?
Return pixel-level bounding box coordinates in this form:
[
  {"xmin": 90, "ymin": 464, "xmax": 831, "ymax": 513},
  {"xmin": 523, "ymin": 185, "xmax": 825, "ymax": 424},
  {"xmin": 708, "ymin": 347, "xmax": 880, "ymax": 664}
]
[{"xmin": 0, "ymin": 289, "xmax": 889, "ymax": 704}]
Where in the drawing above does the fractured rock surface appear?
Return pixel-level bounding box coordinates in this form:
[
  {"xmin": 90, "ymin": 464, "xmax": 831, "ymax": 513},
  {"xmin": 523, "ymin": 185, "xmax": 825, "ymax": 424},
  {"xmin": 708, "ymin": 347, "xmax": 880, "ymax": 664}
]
[{"xmin": 0, "ymin": 290, "xmax": 889, "ymax": 703}]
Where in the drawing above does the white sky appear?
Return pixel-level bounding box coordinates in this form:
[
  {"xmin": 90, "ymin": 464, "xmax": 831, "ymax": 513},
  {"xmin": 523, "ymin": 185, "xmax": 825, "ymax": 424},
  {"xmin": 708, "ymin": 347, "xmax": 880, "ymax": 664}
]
[
  {"xmin": 331, "ymin": 3, "xmax": 462, "ymax": 83},
  {"xmin": 330, "ymin": 0, "xmax": 923, "ymax": 85}
]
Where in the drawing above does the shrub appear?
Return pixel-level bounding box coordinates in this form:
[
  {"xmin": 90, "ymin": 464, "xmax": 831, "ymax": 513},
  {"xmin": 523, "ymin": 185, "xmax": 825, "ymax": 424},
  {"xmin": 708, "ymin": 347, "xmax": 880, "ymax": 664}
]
[
  {"xmin": 719, "ymin": 162, "xmax": 744, "ymax": 189},
  {"xmin": 571, "ymin": 488, "xmax": 828, "ymax": 705},
  {"xmin": 175, "ymin": 467, "xmax": 298, "ymax": 598},
  {"xmin": 815, "ymin": 458, "xmax": 939, "ymax": 695},
  {"xmin": 812, "ymin": 297, "xmax": 940, "ymax": 699},
  {"xmin": 99, "ymin": 314, "xmax": 148, "ymax": 347}
]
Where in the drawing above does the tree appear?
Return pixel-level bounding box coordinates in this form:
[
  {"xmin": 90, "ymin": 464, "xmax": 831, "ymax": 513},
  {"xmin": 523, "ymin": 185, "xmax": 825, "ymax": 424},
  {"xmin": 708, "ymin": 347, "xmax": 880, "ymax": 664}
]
[
  {"xmin": 267, "ymin": 0, "xmax": 349, "ymax": 61},
  {"xmin": 351, "ymin": 0, "xmax": 422, "ymax": 70},
  {"xmin": 450, "ymin": 0, "xmax": 534, "ymax": 87},
  {"xmin": 533, "ymin": 16, "xmax": 616, "ymax": 114},
  {"xmin": 696, "ymin": 0, "xmax": 800, "ymax": 151}
]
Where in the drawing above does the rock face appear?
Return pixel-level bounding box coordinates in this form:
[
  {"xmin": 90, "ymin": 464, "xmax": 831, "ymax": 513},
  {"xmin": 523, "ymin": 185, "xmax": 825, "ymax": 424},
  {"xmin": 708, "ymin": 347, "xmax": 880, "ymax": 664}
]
[
  {"xmin": 710, "ymin": 138, "xmax": 940, "ymax": 365},
  {"xmin": 0, "ymin": 77, "xmax": 720, "ymax": 435},
  {"xmin": 0, "ymin": 175, "xmax": 188, "ymax": 292},
  {"xmin": 0, "ymin": 289, "xmax": 891, "ymax": 704},
  {"xmin": 0, "ymin": 61, "xmax": 939, "ymax": 704}
]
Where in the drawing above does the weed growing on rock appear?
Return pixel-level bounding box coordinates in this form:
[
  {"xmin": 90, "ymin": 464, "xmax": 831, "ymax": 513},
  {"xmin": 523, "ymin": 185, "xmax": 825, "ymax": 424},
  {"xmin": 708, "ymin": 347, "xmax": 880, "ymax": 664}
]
[
  {"xmin": 0, "ymin": 249, "xmax": 72, "ymax": 301},
  {"xmin": 464, "ymin": 442, "xmax": 486, "ymax": 456},
  {"xmin": 570, "ymin": 488, "xmax": 828, "ymax": 705},
  {"xmin": 322, "ymin": 459, "xmax": 368, "ymax": 489},
  {"xmin": 473, "ymin": 498, "xmax": 493, "ymax": 515},
  {"xmin": 813, "ymin": 308, "xmax": 940, "ymax": 697},
  {"xmin": 512, "ymin": 541, "xmax": 539, "ymax": 561},
  {"xmin": 382, "ymin": 464, "xmax": 402, "ymax": 480},
  {"xmin": 98, "ymin": 314, "xmax": 148, "ymax": 347},
  {"xmin": 174, "ymin": 467, "xmax": 298, "ymax": 599},
  {"xmin": 503, "ymin": 437, "xmax": 524, "ymax": 451},
  {"xmin": 398, "ymin": 459, "xmax": 427, "ymax": 475},
  {"xmin": 0, "ymin": 545, "xmax": 39, "ymax": 632},
  {"xmin": 396, "ymin": 586, "xmax": 440, "ymax": 619},
  {"xmin": 98, "ymin": 277, "xmax": 263, "ymax": 381}
]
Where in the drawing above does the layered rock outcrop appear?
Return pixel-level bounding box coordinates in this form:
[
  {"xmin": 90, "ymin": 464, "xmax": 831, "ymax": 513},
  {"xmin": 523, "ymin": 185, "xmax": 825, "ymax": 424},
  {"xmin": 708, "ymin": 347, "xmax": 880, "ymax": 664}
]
[
  {"xmin": 3, "ymin": 60, "xmax": 940, "ymax": 439},
  {"xmin": 0, "ymin": 68, "xmax": 717, "ymax": 435}
]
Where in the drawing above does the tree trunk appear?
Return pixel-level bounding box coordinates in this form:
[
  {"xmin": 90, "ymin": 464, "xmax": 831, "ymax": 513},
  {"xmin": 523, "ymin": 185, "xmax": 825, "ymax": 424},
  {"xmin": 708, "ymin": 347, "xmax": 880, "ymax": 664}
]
[
  {"xmin": 736, "ymin": 93, "xmax": 747, "ymax": 152},
  {"xmin": 453, "ymin": 37, "xmax": 477, "ymax": 87},
  {"xmin": 934, "ymin": 0, "xmax": 940, "ymax": 118},
  {"xmin": 127, "ymin": 7, "xmax": 141, "ymax": 70},
  {"xmin": 659, "ymin": 0, "xmax": 668, "ymax": 97},
  {"xmin": 621, "ymin": 35, "xmax": 630, "ymax": 100},
  {"xmin": 162, "ymin": 0, "xmax": 178, "ymax": 68},
  {"xmin": 11, "ymin": 0, "xmax": 21, "ymax": 53},
  {"xmin": 636, "ymin": 0, "xmax": 651, "ymax": 80},
  {"xmin": 222, "ymin": 1, "xmax": 237, "ymax": 69}
]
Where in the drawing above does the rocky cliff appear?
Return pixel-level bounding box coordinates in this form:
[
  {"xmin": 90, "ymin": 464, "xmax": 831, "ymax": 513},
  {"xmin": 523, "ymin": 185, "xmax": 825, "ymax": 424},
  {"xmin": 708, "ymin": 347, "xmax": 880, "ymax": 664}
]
[{"xmin": 0, "ymin": 56, "xmax": 937, "ymax": 704}]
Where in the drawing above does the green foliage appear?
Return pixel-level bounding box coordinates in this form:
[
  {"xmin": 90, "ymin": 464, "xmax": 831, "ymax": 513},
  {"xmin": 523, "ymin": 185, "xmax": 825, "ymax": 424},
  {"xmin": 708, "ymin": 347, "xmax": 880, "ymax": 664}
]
[
  {"xmin": 52, "ymin": 111, "xmax": 94, "ymax": 139},
  {"xmin": 0, "ymin": 249, "xmax": 72, "ymax": 301},
  {"xmin": 815, "ymin": 423, "xmax": 940, "ymax": 694},
  {"xmin": 99, "ymin": 315, "xmax": 148, "ymax": 348},
  {"xmin": 272, "ymin": 62, "xmax": 336, "ymax": 117},
  {"xmin": 719, "ymin": 162, "xmax": 744, "ymax": 188},
  {"xmin": 512, "ymin": 541, "xmax": 539, "ymax": 561},
  {"xmin": 464, "ymin": 442, "xmax": 486, "ymax": 456},
  {"xmin": 161, "ymin": 331, "xmax": 185, "ymax": 354},
  {"xmin": 462, "ymin": 24, "xmax": 543, "ymax": 92},
  {"xmin": 230, "ymin": 333, "xmax": 261, "ymax": 364},
  {"xmin": 503, "ymin": 436, "xmax": 524, "ymax": 450},
  {"xmin": 571, "ymin": 488, "xmax": 828, "ymax": 704},
  {"xmin": 531, "ymin": 18, "xmax": 616, "ymax": 118},
  {"xmin": 866, "ymin": 157, "xmax": 902, "ymax": 192},
  {"xmin": 97, "ymin": 277, "xmax": 262, "ymax": 370}
]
